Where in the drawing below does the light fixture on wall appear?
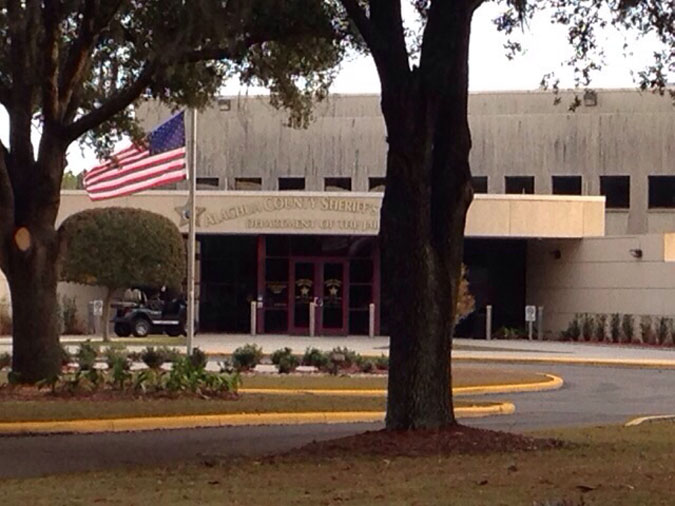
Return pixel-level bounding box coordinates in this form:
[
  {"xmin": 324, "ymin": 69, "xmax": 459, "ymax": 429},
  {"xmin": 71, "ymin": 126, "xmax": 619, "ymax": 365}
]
[{"xmin": 629, "ymin": 248, "xmax": 643, "ymax": 259}]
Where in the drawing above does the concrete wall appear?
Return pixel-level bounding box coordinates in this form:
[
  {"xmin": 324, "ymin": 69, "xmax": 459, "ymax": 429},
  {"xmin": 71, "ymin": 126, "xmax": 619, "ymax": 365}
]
[
  {"xmin": 527, "ymin": 234, "xmax": 675, "ymax": 334},
  {"xmin": 138, "ymin": 89, "xmax": 675, "ymax": 235}
]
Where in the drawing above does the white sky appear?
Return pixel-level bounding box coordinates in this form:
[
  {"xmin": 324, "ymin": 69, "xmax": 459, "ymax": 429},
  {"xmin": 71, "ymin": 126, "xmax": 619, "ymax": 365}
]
[{"xmin": 2, "ymin": 3, "xmax": 669, "ymax": 173}]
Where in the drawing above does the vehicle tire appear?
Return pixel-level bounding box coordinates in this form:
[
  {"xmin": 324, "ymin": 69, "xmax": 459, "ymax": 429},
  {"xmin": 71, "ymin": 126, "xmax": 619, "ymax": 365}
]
[
  {"xmin": 114, "ymin": 323, "xmax": 131, "ymax": 337},
  {"xmin": 166, "ymin": 327, "xmax": 182, "ymax": 337},
  {"xmin": 132, "ymin": 318, "xmax": 151, "ymax": 338}
]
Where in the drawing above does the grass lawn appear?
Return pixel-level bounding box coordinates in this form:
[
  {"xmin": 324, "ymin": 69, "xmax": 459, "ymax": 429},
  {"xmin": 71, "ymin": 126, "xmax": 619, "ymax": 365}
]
[
  {"xmin": 2, "ymin": 422, "xmax": 675, "ymax": 505},
  {"xmin": 64, "ymin": 336, "xmax": 187, "ymax": 348}
]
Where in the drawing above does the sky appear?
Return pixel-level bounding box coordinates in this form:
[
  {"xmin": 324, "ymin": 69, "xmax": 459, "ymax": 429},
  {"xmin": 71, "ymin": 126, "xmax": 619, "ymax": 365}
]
[{"xmin": 3, "ymin": 3, "xmax": 669, "ymax": 173}]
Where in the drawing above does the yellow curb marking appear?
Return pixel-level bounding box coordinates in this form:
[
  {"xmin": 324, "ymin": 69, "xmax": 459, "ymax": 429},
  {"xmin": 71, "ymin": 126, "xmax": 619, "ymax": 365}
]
[
  {"xmin": 625, "ymin": 414, "xmax": 675, "ymax": 427},
  {"xmin": 0, "ymin": 402, "xmax": 515, "ymax": 435},
  {"xmin": 240, "ymin": 373, "xmax": 563, "ymax": 397}
]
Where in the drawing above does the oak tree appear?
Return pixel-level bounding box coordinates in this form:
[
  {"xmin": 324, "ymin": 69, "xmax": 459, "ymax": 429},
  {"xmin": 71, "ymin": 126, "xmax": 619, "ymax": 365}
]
[
  {"xmin": 0, "ymin": 0, "xmax": 345, "ymax": 382},
  {"xmin": 337, "ymin": 0, "xmax": 673, "ymax": 429}
]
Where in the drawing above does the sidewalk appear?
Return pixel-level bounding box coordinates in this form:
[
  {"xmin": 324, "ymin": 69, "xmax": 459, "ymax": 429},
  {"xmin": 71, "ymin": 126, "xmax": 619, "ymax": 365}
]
[{"xmin": 3, "ymin": 334, "xmax": 675, "ymax": 366}]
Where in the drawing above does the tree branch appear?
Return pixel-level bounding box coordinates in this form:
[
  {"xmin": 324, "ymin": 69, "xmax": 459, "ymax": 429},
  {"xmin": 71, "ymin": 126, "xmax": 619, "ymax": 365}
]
[
  {"xmin": 64, "ymin": 61, "xmax": 159, "ymax": 143},
  {"xmin": 339, "ymin": 0, "xmax": 377, "ymax": 49},
  {"xmin": 41, "ymin": 0, "xmax": 62, "ymax": 123}
]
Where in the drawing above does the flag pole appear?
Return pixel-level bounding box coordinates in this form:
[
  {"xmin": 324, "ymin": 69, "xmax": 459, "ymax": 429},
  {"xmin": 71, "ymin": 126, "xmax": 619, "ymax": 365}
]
[{"xmin": 186, "ymin": 108, "xmax": 197, "ymax": 356}]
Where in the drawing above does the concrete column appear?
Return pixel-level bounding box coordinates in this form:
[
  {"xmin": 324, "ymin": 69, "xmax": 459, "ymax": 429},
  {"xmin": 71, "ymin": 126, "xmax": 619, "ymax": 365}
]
[
  {"xmin": 309, "ymin": 301, "xmax": 317, "ymax": 337},
  {"xmin": 485, "ymin": 305, "xmax": 492, "ymax": 340},
  {"xmin": 368, "ymin": 303, "xmax": 376, "ymax": 338},
  {"xmin": 250, "ymin": 301, "xmax": 257, "ymax": 336}
]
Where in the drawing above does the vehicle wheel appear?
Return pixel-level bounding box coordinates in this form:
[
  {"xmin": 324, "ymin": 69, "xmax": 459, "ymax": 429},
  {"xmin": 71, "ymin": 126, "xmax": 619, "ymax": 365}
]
[
  {"xmin": 114, "ymin": 323, "xmax": 131, "ymax": 337},
  {"xmin": 132, "ymin": 318, "xmax": 151, "ymax": 338},
  {"xmin": 166, "ymin": 327, "xmax": 182, "ymax": 337}
]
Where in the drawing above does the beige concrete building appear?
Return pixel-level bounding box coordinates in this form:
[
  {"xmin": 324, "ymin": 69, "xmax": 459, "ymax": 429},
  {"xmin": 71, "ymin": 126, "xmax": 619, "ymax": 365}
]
[{"xmin": 1, "ymin": 89, "xmax": 674, "ymax": 337}]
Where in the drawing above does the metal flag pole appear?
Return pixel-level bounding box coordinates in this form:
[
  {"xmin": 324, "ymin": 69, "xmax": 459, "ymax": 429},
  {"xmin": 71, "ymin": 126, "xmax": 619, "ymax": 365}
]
[{"xmin": 186, "ymin": 108, "xmax": 197, "ymax": 356}]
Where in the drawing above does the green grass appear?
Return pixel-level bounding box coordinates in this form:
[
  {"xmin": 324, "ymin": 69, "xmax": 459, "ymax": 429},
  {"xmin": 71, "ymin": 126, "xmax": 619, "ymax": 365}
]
[
  {"xmin": 62, "ymin": 336, "xmax": 186, "ymax": 348},
  {"xmin": 3, "ymin": 422, "xmax": 675, "ymax": 504},
  {"xmin": 0, "ymin": 394, "xmax": 487, "ymax": 422}
]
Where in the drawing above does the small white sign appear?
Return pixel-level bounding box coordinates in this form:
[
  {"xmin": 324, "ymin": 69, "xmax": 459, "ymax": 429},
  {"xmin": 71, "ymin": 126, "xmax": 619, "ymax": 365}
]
[
  {"xmin": 525, "ymin": 305, "xmax": 536, "ymax": 322},
  {"xmin": 92, "ymin": 300, "xmax": 103, "ymax": 316}
]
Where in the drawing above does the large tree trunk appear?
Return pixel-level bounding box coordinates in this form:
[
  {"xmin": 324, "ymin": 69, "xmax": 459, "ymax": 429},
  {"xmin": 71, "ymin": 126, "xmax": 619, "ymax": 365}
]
[
  {"xmin": 381, "ymin": 4, "xmax": 474, "ymax": 430},
  {"xmin": 6, "ymin": 222, "xmax": 62, "ymax": 382}
]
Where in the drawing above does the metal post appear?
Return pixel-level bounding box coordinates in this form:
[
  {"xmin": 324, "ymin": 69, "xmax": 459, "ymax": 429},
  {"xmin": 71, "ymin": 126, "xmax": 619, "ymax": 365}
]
[
  {"xmin": 186, "ymin": 108, "xmax": 197, "ymax": 356},
  {"xmin": 368, "ymin": 303, "xmax": 375, "ymax": 338},
  {"xmin": 486, "ymin": 305, "xmax": 492, "ymax": 340},
  {"xmin": 537, "ymin": 306, "xmax": 544, "ymax": 340},
  {"xmin": 309, "ymin": 301, "xmax": 316, "ymax": 337},
  {"xmin": 528, "ymin": 321, "xmax": 534, "ymax": 340},
  {"xmin": 250, "ymin": 301, "xmax": 257, "ymax": 337}
]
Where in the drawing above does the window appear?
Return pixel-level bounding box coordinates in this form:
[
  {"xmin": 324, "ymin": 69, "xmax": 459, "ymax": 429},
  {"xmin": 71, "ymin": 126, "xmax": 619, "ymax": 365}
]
[
  {"xmin": 324, "ymin": 177, "xmax": 351, "ymax": 192},
  {"xmin": 648, "ymin": 176, "xmax": 675, "ymax": 209},
  {"xmin": 196, "ymin": 177, "xmax": 219, "ymax": 190},
  {"xmin": 278, "ymin": 177, "xmax": 305, "ymax": 191},
  {"xmin": 505, "ymin": 176, "xmax": 534, "ymax": 194},
  {"xmin": 471, "ymin": 176, "xmax": 488, "ymax": 194},
  {"xmin": 600, "ymin": 176, "xmax": 630, "ymax": 209},
  {"xmin": 233, "ymin": 177, "xmax": 262, "ymax": 191},
  {"xmin": 368, "ymin": 177, "xmax": 385, "ymax": 192},
  {"xmin": 552, "ymin": 176, "xmax": 582, "ymax": 195}
]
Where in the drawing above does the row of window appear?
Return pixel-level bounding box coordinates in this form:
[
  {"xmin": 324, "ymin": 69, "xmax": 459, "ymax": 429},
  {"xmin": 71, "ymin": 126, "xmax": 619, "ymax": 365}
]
[{"xmin": 194, "ymin": 175, "xmax": 675, "ymax": 210}]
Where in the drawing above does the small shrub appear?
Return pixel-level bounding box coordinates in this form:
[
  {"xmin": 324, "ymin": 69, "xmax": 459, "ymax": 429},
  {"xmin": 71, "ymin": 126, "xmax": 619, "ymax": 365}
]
[
  {"xmin": 375, "ymin": 354, "xmax": 389, "ymax": 371},
  {"xmin": 302, "ymin": 347, "xmax": 329, "ymax": 368},
  {"xmin": 104, "ymin": 347, "xmax": 130, "ymax": 370},
  {"xmin": 141, "ymin": 347, "xmax": 166, "ymax": 370},
  {"xmin": 561, "ymin": 317, "xmax": 581, "ymax": 341},
  {"xmin": 331, "ymin": 347, "xmax": 358, "ymax": 369},
  {"xmin": 621, "ymin": 314, "xmax": 634, "ymax": 343},
  {"xmin": 657, "ymin": 317, "xmax": 672, "ymax": 346},
  {"xmin": 61, "ymin": 295, "xmax": 85, "ymax": 335},
  {"xmin": 128, "ymin": 351, "xmax": 143, "ymax": 362},
  {"xmin": 581, "ymin": 314, "xmax": 594, "ymax": 342},
  {"xmin": 594, "ymin": 314, "xmax": 607, "ymax": 342},
  {"xmin": 277, "ymin": 355, "xmax": 299, "ymax": 374},
  {"xmin": 271, "ymin": 347, "xmax": 294, "ymax": 365},
  {"xmin": 358, "ymin": 359, "xmax": 375, "ymax": 374},
  {"xmin": 0, "ymin": 352, "xmax": 10, "ymax": 370},
  {"xmin": 232, "ymin": 343, "xmax": 263, "ymax": 372},
  {"xmin": 109, "ymin": 356, "xmax": 132, "ymax": 389},
  {"xmin": 610, "ymin": 313, "xmax": 621, "ymax": 343},
  {"xmin": 76, "ymin": 340, "xmax": 98, "ymax": 370},
  {"xmin": 639, "ymin": 316, "xmax": 653, "ymax": 344},
  {"xmin": 494, "ymin": 327, "xmax": 523, "ymax": 340},
  {"xmin": 188, "ymin": 347, "xmax": 208, "ymax": 369},
  {"xmin": 158, "ymin": 346, "xmax": 181, "ymax": 363}
]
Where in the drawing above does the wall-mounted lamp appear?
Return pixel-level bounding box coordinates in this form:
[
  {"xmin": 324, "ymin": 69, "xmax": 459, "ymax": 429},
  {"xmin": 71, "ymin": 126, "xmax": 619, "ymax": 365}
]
[
  {"xmin": 629, "ymin": 248, "xmax": 643, "ymax": 259},
  {"xmin": 583, "ymin": 90, "xmax": 598, "ymax": 107},
  {"xmin": 550, "ymin": 249, "xmax": 562, "ymax": 260}
]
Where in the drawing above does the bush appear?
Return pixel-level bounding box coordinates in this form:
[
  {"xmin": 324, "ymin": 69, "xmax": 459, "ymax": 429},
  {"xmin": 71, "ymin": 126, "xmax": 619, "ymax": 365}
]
[
  {"xmin": 581, "ymin": 314, "xmax": 594, "ymax": 342},
  {"xmin": 76, "ymin": 340, "xmax": 98, "ymax": 370},
  {"xmin": 561, "ymin": 316, "xmax": 581, "ymax": 341},
  {"xmin": 595, "ymin": 314, "xmax": 607, "ymax": 342},
  {"xmin": 141, "ymin": 347, "xmax": 166, "ymax": 370},
  {"xmin": 104, "ymin": 347, "xmax": 130, "ymax": 371},
  {"xmin": 61, "ymin": 295, "xmax": 85, "ymax": 335},
  {"xmin": 158, "ymin": 346, "xmax": 181, "ymax": 363},
  {"xmin": 621, "ymin": 314, "xmax": 634, "ymax": 343},
  {"xmin": 495, "ymin": 327, "xmax": 524, "ymax": 340},
  {"xmin": 232, "ymin": 343, "xmax": 263, "ymax": 372},
  {"xmin": 640, "ymin": 316, "xmax": 653, "ymax": 344},
  {"xmin": 657, "ymin": 317, "xmax": 672, "ymax": 346},
  {"xmin": 358, "ymin": 359, "xmax": 375, "ymax": 374},
  {"xmin": 610, "ymin": 313, "xmax": 621, "ymax": 343},
  {"xmin": 0, "ymin": 352, "xmax": 10, "ymax": 370},
  {"xmin": 302, "ymin": 347, "xmax": 329, "ymax": 369},
  {"xmin": 188, "ymin": 347, "xmax": 208, "ymax": 369},
  {"xmin": 270, "ymin": 348, "xmax": 299, "ymax": 374},
  {"xmin": 331, "ymin": 347, "xmax": 359, "ymax": 369},
  {"xmin": 375, "ymin": 354, "xmax": 389, "ymax": 371}
]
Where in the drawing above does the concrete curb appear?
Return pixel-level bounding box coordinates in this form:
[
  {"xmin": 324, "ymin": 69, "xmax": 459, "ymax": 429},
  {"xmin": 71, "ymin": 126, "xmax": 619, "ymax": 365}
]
[
  {"xmin": 239, "ymin": 373, "xmax": 564, "ymax": 397},
  {"xmin": 453, "ymin": 356, "xmax": 675, "ymax": 368},
  {"xmin": 625, "ymin": 414, "xmax": 675, "ymax": 427},
  {"xmin": 0, "ymin": 402, "xmax": 515, "ymax": 435}
]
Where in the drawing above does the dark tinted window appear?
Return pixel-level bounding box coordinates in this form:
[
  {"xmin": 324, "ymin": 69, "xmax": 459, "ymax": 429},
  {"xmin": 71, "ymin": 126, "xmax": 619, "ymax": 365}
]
[
  {"xmin": 278, "ymin": 177, "xmax": 305, "ymax": 191},
  {"xmin": 649, "ymin": 176, "xmax": 675, "ymax": 208},
  {"xmin": 472, "ymin": 176, "xmax": 488, "ymax": 194},
  {"xmin": 196, "ymin": 177, "xmax": 219, "ymax": 190},
  {"xmin": 324, "ymin": 177, "xmax": 352, "ymax": 191},
  {"xmin": 600, "ymin": 176, "xmax": 630, "ymax": 209},
  {"xmin": 552, "ymin": 176, "xmax": 582, "ymax": 195},
  {"xmin": 505, "ymin": 176, "xmax": 534, "ymax": 194},
  {"xmin": 368, "ymin": 177, "xmax": 385, "ymax": 192}
]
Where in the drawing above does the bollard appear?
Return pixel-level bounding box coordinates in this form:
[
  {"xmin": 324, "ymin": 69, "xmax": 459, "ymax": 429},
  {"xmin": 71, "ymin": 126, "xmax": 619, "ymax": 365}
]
[
  {"xmin": 537, "ymin": 306, "xmax": 544, "ymax": 340},
  {"xmin": 368, "ymin": 303, "xmax": 376, "ymax": 338},
  {"xmin": 250, "ymin": 300, "xmax": 257, "ymax": 336},
  {"xmin": 309, "ymin": 301, "xmax": 317, "ymax": 337},
  {"xmin": 528, "ymin": 321, "xmax": 534, "ymax": 340},
  {"xmin": 485, "ymin": 305, "xmax": 492, "ymax": 340}
]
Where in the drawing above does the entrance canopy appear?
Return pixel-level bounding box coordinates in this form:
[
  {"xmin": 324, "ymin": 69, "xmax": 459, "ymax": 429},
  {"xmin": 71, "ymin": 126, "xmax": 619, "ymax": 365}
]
[{"xmin": 58, "ymin": 190, "xmax": 605, "ymax": 239}]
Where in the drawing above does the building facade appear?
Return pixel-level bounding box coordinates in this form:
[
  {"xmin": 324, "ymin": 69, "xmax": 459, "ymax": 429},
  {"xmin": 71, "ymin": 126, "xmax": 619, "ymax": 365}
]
[{"xmin": 1, "ymin": 89, "xmax": 674, "ymax": 337}]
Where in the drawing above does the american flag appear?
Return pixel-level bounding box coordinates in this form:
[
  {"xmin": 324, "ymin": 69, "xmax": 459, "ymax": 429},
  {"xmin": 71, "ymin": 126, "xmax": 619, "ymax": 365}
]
[{"xmin": 83, "ymin": 111, "xmax": 187, "ymax": 201}]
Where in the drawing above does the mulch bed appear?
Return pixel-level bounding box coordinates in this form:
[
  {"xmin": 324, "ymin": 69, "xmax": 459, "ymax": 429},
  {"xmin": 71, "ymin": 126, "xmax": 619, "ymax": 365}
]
[{"xmin": 288, "ymin": 425, "xmax": 565, "ymax": 459}]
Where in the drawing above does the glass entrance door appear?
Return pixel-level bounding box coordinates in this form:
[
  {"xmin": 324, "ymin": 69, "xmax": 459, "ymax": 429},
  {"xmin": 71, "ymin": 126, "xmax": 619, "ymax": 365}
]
[
  {"xmin": 290, "ymin": 259, "xmax": 348, "ymax": 335},
  {"xmin": 319, "ymin": 262, "xmax": 347, "ymax": 334}
]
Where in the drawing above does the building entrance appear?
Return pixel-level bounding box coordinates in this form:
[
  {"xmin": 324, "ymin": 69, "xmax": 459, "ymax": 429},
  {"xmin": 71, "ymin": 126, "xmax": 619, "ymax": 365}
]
[{"xmin": 291, "ymin": 260, "xmax": 348, "ymax": 335}]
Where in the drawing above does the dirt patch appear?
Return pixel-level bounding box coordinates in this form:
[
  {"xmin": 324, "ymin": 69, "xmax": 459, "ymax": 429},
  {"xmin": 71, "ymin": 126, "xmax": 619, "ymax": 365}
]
[{"xmin": 287, "ymin": 424, "xmax": 564, "ymax": 459}]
